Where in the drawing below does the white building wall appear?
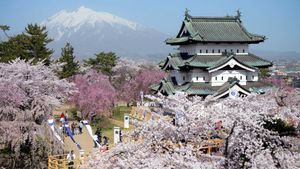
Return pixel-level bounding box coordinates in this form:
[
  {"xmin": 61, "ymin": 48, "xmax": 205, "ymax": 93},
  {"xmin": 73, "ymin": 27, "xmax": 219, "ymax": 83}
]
[
  {"xmin": 170, "ymin": 68, "xmax": 258, "ymax": 86},
  {"xmin": 179, "ymin": 43, "xmax": 249, "ymax": 55},
  {"xmin": 170, "ymin": 70, "xmax": 189, "ymax": 85},
  {"xmin": 211, "ymin": 70, "xmax": 258, "ymax": 86},
  {"xmin": 189, "ymin": 69, "xmax": 210, "ymax": 82}
]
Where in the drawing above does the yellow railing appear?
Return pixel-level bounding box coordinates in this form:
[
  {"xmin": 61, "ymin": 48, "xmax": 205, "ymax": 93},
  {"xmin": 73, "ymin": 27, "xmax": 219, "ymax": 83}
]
[{"xmin": 48, "ymin": 154, "xmax": 86, "ymax": 169}]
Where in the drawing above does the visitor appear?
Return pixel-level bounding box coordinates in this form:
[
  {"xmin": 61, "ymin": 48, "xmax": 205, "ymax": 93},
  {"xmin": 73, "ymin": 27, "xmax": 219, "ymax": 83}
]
[
  {"xmin": 60, "ymin": 112, "xmax": 65, "ymax": 124},
  {"xmin": 103, "ymin": 136, "xmax": 109, "ymax": 150},
  {"xmin": 74, "ymin": 124, "xmax": 79, "ymax": 135},
  {"xmin": 65, "ymin": 111, "xmax": 69, "ymax": 122},
  {"xmin": 67, "ymin": 150, "xmax": 76, "ymax": 169},
  {"xmin": 95, "ymin": 128, "xmax": 102, "ymax": 144},
  {"xmin": 119, "ymin": 130, "xmax": 123, "ymax": 143},
  {"xmin": 93, "ymin": 134, "xmax": 98, "ymax": 148},
  {"xmin": 79, "ymin": 121, "xmax": 83, "ymax": 134},
  {"xmin": 71, "ymin": 122, "xmax": 75, "ymax": 135}
]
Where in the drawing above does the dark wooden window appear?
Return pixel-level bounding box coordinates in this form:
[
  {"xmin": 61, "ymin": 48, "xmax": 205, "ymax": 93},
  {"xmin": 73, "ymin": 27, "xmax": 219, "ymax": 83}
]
[
  {"xmin": 212, "ymin": 49, "xmax": 214, "ymax": 53},
  {"xmin": 221, "ymin": 76, "xmax": 223, "ymax": 80},
  {"xmin": 215, "ymin": 77, "xmax": 217, "ymax": 80},
  {"xmin": 206, "ymin": 49, "xmax": 208, "ymax": 53},
  {"xmin": 218, "ymin": 49, "xmax": 221, "ymax": 53},
  {"xmin": 200, "ymin": 50, "xmax": 202, "ymax": 53},
  {"xmin": 196, "ymin": 76, "xmax": 198, "ymax": 81},
  {"xmin": 243, "ymin": 49, "xmax": 245, "ymax": 53},
  {"xmin": 203, "ymin": 77, "xmax": 206, "ymax": 81},
  {"xmin": 240, "ymin": 76, "xmax": 242, "ymax": 80},
  {"xmin": 237, "ymin": 49, "xmax": 239, "ymax": 53}
]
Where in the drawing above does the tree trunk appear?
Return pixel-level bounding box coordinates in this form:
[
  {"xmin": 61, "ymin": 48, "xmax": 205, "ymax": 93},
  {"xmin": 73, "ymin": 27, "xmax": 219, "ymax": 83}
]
[{"xmin": 224, "ymin": 121, "xmax": 237, "ymax": 169}]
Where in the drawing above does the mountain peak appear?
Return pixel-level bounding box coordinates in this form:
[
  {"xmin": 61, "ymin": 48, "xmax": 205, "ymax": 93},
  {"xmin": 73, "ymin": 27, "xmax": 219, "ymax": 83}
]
[
  {"xmin": 42, "ymin": 6, "xmax": 139, "ymax": 30},
  {"xmin": 77, "ymin": 6, "xmax": 93, "ymax": 13}
]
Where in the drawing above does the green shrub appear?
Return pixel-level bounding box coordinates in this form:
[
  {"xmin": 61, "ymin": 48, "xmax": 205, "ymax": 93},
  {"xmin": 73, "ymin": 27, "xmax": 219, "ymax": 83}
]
[
  {"xmin": 263, "ymin": 118, "xmax": 297, "ymax": 137},
  {"xmin": 92, "ymin": 116, "xmax": 114, "ymax": 130}
]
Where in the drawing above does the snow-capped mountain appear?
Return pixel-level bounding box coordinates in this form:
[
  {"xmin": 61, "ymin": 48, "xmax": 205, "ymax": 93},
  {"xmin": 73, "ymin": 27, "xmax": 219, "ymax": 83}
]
[{"xmin": 42, "ymin": 6, "xmax": 171, "ymax": 60}]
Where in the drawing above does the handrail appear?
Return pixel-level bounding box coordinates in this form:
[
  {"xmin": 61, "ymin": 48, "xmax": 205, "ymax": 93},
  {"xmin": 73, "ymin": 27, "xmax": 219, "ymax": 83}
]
[{"xmin": 48, "ymin": 153, "xmax": 89, "ymax": 169}]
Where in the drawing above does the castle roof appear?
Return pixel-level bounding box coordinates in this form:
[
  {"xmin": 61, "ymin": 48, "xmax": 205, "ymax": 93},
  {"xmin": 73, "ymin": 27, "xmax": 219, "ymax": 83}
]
[
  {"xmin": 166, "ymin": 12, "xmax": 265, "ymax": 45},
  {"xmin": 151, "ymin": 79, "xmax": 272, "ymax": 96},
  {"xmin": 160, "ymin": 52, "xmax": 272, "ymax": 71}
]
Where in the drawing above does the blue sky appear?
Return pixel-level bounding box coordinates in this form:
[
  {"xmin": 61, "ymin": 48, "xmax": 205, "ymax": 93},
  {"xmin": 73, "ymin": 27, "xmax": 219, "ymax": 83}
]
[{"xmin": 0, "ymin": 0, "xmax": 300, "ymax": 52}]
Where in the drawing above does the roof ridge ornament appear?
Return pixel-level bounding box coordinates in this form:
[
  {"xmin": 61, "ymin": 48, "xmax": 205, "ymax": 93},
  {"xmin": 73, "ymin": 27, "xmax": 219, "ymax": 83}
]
[
  {"xmin": 184, "ymin": 8, "xmax": 191, "ymax": 21},
  {"xmin": 236, "ymin": 9, "xmax": 242, "ymax": 21}
]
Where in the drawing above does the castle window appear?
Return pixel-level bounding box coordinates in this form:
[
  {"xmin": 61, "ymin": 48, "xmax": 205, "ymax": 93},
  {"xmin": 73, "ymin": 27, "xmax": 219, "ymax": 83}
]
[
  {"xmin": 225, "ymin": 49, "xmax": 227, "ymax": 52},
  {"xmin": 246, "ymin": 76, "xmax": 248, "ymax": 80},
  {"xmin": 218, "ymin": 49, "xmax": 221, "ymax": 53},
  {"xmin": 206, "ymin": 49, "xmax": 208, "ymax": 53},
  {"xmin": 183, "ymin": 76, "xmax": 185, "ymax": 81},
  {"xmin": 196, "ymin": 76, "xmax": 198, "ymax": 81},
  {"xmin": 252, "ymin": 75, "xmax": 254, "ymax": 80},
  {"xmin": 200, "ymin": 50, "xmax": 202, "ymax": 53},
  {"xmin": 203, "ymin": 77, "xmax": 206, "ymax": 81},
  {"xmin": 243, "ymin": 49, "xmax": 245, "ymax": 53},
  {"xmin": 215, "ymin": 77, "xmax": 217, "ymax": 81},
  {"xmin": 231, "ymin": 49, "xmax": 233, "ymax": 52},
  {"xmin": 240, "ymin": 76, "xmax": 242, "ymax": 80},
  {"xmin": 237, "ymin": 49, "xmax": 239, "ymax": 53},
  {"xmin": 212, "ymin": 49, "xmax": 214, "ymax": 53},
  {"xmin": 221, "ymin": 76, "xmax": 223, "ymax": 80}
]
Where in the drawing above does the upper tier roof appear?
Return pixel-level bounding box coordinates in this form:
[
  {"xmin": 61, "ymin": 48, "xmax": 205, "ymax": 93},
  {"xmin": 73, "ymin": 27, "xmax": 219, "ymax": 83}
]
[
  {"xmin": 160, "ymin": 52, "xmax": 272, "ymax": 70},
  {"xmin": 166, "ymin": 11, "xmax": 266, "ymax": 45}
]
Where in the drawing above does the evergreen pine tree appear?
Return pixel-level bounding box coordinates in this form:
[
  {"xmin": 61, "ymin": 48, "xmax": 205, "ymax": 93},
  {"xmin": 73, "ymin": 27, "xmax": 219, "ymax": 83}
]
[
  {"xmin": 58, "ymin": 42, "xmax": 79, "ymax": 79},
  {"xmin": 84, "ymin": 51, "xmax": 118, "ymax": 79},
  {"xmin": 0, "ymin": 24, "xmax": 53, "ymax": 65},
  {"xmin": 24, "ymin": 24, "xmax": 53, "ymax": 65}
]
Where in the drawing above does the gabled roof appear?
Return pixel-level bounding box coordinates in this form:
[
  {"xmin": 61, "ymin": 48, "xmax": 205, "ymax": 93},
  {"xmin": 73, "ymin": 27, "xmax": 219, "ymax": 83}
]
[
  {"xmin": 212, "ymin": 79, "xmax": 250, "ymax": 98},
  {"xmin": 166, "ymin": 12, "xmax": 265, "ymax": 45},
  {"xmin": 150, "ymin": 78, "xmax": 176, "ymax": 95},
  {"xmin": 160, "ymin": 52, "xmax": 272, "ymax": 70},
  {"xmin": 208, "ymin": 55, "xmax": 256, "ymax": 73},
  {"xmin": 151, "ymin": 79, "xmax": 273, "ymax": 97}
]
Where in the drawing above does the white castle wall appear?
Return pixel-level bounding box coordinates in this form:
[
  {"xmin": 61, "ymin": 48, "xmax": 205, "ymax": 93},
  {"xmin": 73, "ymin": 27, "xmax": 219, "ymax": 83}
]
[
  {"xmin": 170, "ymin": 69, "xmax": 258, "ymax": 87},
  {"xmin": 179, "ymin": 43, "xmax": 249, "ymax": 55},
  {"xmin": 211, "ymin": 70, "xmax": 258, "ymax": 86}
]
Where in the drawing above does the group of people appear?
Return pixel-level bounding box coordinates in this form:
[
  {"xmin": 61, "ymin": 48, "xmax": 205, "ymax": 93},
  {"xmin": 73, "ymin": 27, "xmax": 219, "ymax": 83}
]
[
  {"xmin": 93, "ymin": 128, "xmax": 109, "ymax": 149},
  {"xmin": 59, "ymin": 112, "xmax": 84, "ymax": 136},
  {"xmin": 70, "ymin": 121, "xmax": 84, "ymax": 135}
]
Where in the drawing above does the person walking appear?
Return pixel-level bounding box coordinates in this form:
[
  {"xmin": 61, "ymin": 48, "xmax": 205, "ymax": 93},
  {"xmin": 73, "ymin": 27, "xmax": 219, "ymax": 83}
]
[
  {"xmin": 79, "ymin": 121, "xmax": 83, "ymax": 134},
  {"xmin": 67, "ymin": 150, "xmax": 76, "ymax": 169},
  {"xmin": 103, "ymin": 136, "xmax": 109, "ymax": 150},
  {"xmin": 71, "ymin": 122, "xmax": 75, "ymax": 135},
  {"xmin": 95, "ymin": 128, "xmax": 102, "ymax": 144},
  {"xmin": 60, "ymin": 112, "xmax": 65, "ymax": 124},
  {"xmin": 93, "ymin": 134, "xmax": 98, "ymax": 148}
]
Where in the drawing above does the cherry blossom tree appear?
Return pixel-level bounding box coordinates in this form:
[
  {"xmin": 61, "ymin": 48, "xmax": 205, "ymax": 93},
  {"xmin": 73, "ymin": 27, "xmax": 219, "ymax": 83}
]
[
  {"xmin": 69, "ymin": 70, "xmax": 117, "ymax": 118},
  {"xmin": 119, "ymin": 68, "xmax": 165, "ymax": 104},
  {"xmin": 83, "ymin": 88, "xmax": 300, "ymax": 169},
  {"xmin": 0, "ymin": 59, "xmax": 75, "ymax": 168}
]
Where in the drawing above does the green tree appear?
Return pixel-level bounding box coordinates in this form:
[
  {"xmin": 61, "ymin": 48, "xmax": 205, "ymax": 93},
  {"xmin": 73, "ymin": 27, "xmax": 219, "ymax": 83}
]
[
  {"xmin": 0, "ymin": 25, "xmax": 10, "ymax": 38},
  {"xmin": 57, "ymin": 42, "xmax": 79, "ymax": 79},
  {"xmin": 259, "ymin": 68, "xmax": 271, "ymax": 79},
  {"xmin": 0, "ymin": 24, "xmax": 53, "ymax": 65},
  {"xmin": 24, "ymin": 24, "xmax": 53, "ymax": 65},
  {"xmin": 84, "ymin": 51, "xmax": 118, "ymax": 78}
]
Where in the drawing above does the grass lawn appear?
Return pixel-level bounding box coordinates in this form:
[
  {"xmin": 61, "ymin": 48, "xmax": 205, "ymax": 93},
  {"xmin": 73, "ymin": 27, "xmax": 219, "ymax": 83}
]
[{"xmin": 91, "ymin": 106, "xmax": 132, "ymax": 145}]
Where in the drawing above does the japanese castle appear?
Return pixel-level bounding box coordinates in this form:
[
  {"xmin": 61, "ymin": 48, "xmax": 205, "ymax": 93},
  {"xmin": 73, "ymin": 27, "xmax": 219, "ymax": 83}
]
[{"xmin": 151, "ymin": 10, "xmax": 272, "ymax": 98}]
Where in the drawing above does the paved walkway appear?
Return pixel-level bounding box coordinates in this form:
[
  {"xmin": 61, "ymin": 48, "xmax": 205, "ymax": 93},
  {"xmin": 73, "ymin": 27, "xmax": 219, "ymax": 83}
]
[{"xmin": 63, "ymin": 127, "xmax": 94, "ymax": 158}]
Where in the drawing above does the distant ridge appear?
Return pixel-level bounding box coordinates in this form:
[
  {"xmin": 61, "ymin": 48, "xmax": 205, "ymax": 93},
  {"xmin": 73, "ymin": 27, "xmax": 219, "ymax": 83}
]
[{"xmin": 41, "ymin": 6, "xmax": 171, "ymax": 60}]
